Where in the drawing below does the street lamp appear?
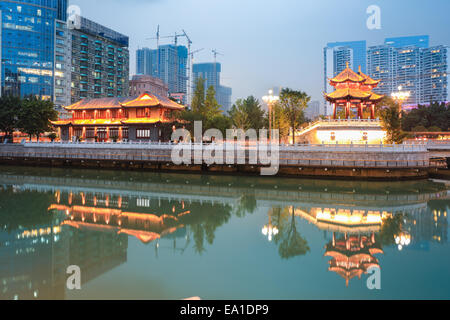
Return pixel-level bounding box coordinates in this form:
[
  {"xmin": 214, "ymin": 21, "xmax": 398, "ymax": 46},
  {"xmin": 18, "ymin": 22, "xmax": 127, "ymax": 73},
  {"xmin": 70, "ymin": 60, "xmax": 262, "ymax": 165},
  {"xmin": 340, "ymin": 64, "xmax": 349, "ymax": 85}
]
[
  {"xmin": 391, "ymin": 86, "xmax": 410, "ymax": 118},
  {"xmin": 394, "ymin": 232, "xmax": 411, "ymax": 251},
  {"xmin": 262, "ymin": 89, "xmax": 280, "ymax": 140}
]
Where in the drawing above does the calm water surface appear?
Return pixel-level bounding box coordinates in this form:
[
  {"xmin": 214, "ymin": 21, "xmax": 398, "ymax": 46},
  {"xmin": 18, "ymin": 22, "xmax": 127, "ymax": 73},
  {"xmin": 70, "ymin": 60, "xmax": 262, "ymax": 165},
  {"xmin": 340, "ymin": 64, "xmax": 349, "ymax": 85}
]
[{"xmin": 0, "ymin": 166, "xmax": 449, "ymax": 300}]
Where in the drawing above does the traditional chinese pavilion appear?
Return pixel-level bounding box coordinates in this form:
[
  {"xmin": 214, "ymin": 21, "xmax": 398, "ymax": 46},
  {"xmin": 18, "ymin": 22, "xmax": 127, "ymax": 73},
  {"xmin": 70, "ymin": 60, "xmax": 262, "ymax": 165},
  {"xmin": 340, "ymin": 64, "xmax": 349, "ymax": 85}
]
[
  {"xmin": 52, "ymin": 92, "xmax": 185, "ymax": 142},
  {"xmin": 325, "ymin": 63, "xmax": 384, "ymax": 119},
  {"xmin": 324, "ymin": 232, "xmax": 383, "ymax": 287}
]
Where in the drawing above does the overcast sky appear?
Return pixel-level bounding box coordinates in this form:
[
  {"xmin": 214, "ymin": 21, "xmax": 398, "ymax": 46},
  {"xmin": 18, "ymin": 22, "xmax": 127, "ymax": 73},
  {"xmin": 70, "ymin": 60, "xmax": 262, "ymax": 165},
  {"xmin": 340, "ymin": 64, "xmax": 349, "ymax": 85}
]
[{"xmin": 70, "ymin": 0, "xmax": 449, "ymax": 103}]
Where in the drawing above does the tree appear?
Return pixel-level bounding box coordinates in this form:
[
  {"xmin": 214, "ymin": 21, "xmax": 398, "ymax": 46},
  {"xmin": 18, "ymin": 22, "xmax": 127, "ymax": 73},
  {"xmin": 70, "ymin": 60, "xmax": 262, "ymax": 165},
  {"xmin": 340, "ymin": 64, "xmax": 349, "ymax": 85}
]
[
  {"xmin": 18, "ymin": 96, "xmax": 58, "ymax": 141},
  {"xmin": 191, "ymin": 77, "xmax": 206, "ymax": 114},
  {"xmin": 278, "ymin": 88, "xmax": 310, "ymax": 144},
  {"xmin": 402, "ymin": 102, "xmax": 449, "ymax": 132},
  {"xmin": 271, "ymin": 102, "xmax": 290, "ymax": 142},
  {"xmin": 204, "ymin": 85, "xmax": 222, "ymax": 119},
  {"xmin": 274, "ymin": 207, "xmax": 310, "ymax": 260},
  {"xmin": 0, "ymin": 95, "xmax": 21, "ymax": 142},
  {"xmin": 229, "ymin": 96, "xmax": 266, "ymax": 131},
  {"xmin": 379, "ymin": 97, "xmax": 407, "ymax": 144}
]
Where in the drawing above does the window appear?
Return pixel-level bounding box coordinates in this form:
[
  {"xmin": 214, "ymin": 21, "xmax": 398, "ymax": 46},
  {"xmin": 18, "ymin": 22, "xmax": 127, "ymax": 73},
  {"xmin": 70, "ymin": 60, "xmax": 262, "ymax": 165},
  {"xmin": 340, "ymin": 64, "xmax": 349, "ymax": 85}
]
[
  {"xmin": 362, "ymin": 132, "xmax": 368, "ymax": 141},
  {"xmin": 137, "ymin": 129, "xmax": 151, "ymax": 139},
  {"xmin": 330, "ymin": 132, "xmax": 336, "ymax": 141}
]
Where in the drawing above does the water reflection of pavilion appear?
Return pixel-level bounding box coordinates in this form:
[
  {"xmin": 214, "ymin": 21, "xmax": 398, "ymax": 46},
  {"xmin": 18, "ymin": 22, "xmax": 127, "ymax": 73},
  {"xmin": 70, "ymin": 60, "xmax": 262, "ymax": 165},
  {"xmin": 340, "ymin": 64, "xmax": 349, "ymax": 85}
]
[{"xmin": 325, "ymin": 233, "xmax": 383, "ymax": 287}]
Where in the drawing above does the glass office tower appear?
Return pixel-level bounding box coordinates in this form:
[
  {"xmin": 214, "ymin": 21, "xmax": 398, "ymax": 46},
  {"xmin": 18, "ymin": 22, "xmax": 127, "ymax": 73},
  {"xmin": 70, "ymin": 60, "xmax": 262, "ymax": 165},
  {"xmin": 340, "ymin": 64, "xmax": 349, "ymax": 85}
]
[{"xmin": 0, "ymin": 0, "xmax": 68, "ymax": 103}]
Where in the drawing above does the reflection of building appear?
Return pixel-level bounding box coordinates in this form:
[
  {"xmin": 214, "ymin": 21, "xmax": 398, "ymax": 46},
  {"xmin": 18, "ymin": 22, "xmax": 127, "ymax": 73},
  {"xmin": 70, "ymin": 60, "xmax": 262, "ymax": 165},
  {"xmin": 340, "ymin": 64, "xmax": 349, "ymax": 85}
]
[
  {"xmin": 325, "ymin": 233, "xmax": 383, "ymax": 287},
  {"xmin": 51, "ymin": 92, "xmax": 185, "ymax": 142},
  {"xmin": 295, "ymin": 207, "xmax": 391, "ymax": 234}
]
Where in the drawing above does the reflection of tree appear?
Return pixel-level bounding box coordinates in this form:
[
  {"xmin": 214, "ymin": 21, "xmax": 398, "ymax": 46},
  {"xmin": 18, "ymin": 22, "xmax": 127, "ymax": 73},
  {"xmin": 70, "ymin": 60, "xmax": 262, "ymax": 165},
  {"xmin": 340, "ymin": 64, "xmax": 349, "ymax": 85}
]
[
  {"xmin": 376, "ymin": 213, "xmax": 404, "ymax": 246},
  {"xmin": 234, "ymin": 194, "xmax": 257, "ymax": 217},
  {"xmin": 179, "ymin": 203, "xmax": 234, "ymax": 254},
  {"xmin": 273, "ymin": 207, "xmax": 310, "ymax": 259},
  {"xmin": 0, "ymin": 186, "xmax": 54, "ymax": 232}
]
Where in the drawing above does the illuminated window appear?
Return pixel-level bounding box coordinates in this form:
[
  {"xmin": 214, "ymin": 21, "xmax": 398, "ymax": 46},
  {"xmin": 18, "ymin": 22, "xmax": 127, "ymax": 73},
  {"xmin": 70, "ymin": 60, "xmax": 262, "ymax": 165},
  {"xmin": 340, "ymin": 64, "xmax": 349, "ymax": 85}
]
[{"xmin": 137, "ymin": 129, "xmax": 151, "ymax": 139}]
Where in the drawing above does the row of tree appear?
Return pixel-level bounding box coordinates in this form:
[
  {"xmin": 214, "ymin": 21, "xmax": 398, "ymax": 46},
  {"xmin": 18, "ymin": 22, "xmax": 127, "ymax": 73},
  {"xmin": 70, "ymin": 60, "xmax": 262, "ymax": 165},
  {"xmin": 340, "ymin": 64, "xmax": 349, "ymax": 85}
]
[
  {"xmin": 181, "ymin": 78, "xmax": 312, "ymax": 143},
  {"xmin": 0, "ymin": 95, "xmax": 58, "ymax": 142}
]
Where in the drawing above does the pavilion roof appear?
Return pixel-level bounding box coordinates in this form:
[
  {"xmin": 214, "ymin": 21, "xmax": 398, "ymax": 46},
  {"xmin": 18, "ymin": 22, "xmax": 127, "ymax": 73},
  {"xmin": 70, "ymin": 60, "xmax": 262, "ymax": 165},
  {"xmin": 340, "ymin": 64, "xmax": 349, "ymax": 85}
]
[
  {"xmin": 324, "ymin": 88, "xmax": 372, "ymax": 101},
  {"xmin": 63, "ymin": 92, "xmax": 185, "ymax": 111},
  {"xmin": 329, "ymin": 62, "xmax": 365, "ymax": 84},
  {"xmin": 358, "ymin": 66, "xmax": 381, "ymax": 86},
  {"xmin": 121, "ymin": 92, "xmax": 184, "ymax": 110}
]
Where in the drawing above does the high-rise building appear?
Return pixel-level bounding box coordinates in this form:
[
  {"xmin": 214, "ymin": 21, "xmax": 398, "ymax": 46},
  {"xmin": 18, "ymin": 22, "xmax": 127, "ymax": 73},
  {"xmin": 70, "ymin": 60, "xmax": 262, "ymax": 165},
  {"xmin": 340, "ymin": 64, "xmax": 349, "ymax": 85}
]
[
  {"xmin": 70, "ymin": 16, "xmax": 129, "ymax": 103},
  {"xmin": 323, "ymin": 41, "xmax": 367, "ymax": 115},
  {"xmin": 420, "ymin": 46, "xmax": 448, "ymax": 103},
  {"xmin": 367, "ymin": 36, "xmax": 448, "ymax": 105},
  {"xmin": 129, "ymin": 74, "xmax": 168, "ymax": 97},
  {"xmin": 305, "ymin": 100, "xmax": 321, "ymax": 120},
  {"xmin": 193, "ymin": 62, "xmax": 232, "ymax": 112},
  {"xmin": 134, "ymin": 45, "xmax": 188, "ymax": 103},
  {"xmin": 0, "ymin": 0, "xmax": 71, "ymax": 106},
  {"xmin": 385, "ymin": 35, "xmax": 429, "ymax": 49}
]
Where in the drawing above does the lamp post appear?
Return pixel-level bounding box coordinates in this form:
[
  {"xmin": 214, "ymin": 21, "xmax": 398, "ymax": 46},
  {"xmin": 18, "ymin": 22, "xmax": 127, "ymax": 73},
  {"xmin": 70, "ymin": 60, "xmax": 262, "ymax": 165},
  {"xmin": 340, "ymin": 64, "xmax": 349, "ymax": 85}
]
[
  {"xmin": 262, "ymin": 89, "xmax": 280, "ymax": 140},
  {"xmin": 391, "ymin": 86, "xmax": 410, "ymax": 118}
]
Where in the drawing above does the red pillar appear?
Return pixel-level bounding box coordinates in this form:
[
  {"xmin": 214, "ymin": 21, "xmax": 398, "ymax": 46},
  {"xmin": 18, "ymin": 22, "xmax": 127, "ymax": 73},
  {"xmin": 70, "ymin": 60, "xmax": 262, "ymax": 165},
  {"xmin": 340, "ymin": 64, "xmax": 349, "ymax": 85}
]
[
  {"xmin": 370, "ymin": 104, "xmax": 375, "ymax": 119},
  {"xmin": 333, "ymin": 103, "xmax": 337, "ymax": 119}
]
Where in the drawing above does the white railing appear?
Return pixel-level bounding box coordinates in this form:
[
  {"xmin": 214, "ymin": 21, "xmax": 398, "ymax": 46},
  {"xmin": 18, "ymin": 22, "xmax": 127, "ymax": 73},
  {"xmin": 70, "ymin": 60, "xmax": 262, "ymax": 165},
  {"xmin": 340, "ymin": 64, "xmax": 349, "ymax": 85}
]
[
  {"xmin": 17, "ymin": 140, "xmax": 428, "ymax": 153},
  {"xmin": 296, "ymin": 118, "xmax": 382, "ymax": 136}
]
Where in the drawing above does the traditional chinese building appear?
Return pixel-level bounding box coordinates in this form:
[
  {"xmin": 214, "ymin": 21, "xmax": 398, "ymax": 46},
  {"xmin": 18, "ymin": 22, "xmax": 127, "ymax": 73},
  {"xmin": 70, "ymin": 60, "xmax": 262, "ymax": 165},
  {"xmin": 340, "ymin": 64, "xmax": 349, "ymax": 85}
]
[
  {"xmin": 324, "ymin": 232, "xmax": 383, "ymax": 287},
  {"xmin": 295, "ymin": 65, "xmax": 386, "ymax": 144},
  {"xmin": 325, "ymin": 63, "xmax": 384, "ymax": 119},
  {"xmin": 52, "ymin": 92, "xmax": 185, "ymax": 142}
]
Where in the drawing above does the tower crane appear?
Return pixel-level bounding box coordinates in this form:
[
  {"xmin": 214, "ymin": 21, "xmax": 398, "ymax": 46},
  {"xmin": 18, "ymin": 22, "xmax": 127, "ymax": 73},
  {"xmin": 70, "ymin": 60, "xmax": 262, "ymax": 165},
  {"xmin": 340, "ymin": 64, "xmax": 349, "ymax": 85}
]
[{"xmin": 211, "ymin": 49, "xmax": 223, "ymax": 89}]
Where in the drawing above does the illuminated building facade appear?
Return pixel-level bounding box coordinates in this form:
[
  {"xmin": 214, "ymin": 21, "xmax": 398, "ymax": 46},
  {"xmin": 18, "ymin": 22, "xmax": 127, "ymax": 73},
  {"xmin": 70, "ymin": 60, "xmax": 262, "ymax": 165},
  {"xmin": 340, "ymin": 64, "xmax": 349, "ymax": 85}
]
[
  {"xmin": 0, "ymin": 0, "xmax": 71, "ymax": 106},
  {"xmin": 325, "ymin": 63, "xmax": 384, "ymax": 119},
  {"xmin": 51, "ymin": 92, "xmax": 185, "ymax": 142},
  {"xmin": 70, "ymin": 16, "xmax": 129, "ymax": 103},
  {"xmin": 367, "ymin": 36, "xmax": 448, "ymax": 105}
]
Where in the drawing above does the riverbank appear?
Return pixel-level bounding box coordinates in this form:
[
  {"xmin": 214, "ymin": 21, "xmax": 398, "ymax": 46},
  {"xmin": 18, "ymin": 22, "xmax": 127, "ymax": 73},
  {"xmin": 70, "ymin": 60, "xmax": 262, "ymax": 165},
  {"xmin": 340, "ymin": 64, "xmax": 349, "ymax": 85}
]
[{"xmin": 0, "ymin": 142, "xmax": 431, "ymax": 180}]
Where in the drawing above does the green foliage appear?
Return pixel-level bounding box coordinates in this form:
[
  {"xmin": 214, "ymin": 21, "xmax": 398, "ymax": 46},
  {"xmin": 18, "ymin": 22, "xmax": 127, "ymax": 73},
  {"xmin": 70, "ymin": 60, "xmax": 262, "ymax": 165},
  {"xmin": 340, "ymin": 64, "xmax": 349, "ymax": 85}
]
[
  {"xmin": 379, "ymin": 97, "xmax": 407, "ymax": 144},
  {"xmin": 0, "ymin": 95, "xmax": 21, "ymax": 139},
  {"xmin": 207, "ymin": 114, "xmax": 232, "ymax": 136},
  {"xmin": 402, "ymin": 102, "xmax": 449, "ymax": 132},
  {"xmin": 0, "ymin": 95, "xmax": 58, "ymax": 141},
  {"xmin": 204, "ymin": 85, "xmax": 222, "ymax": 119},
  {"xmin": 278, "ymin": 88, "xmax": 310, "ymax": 144},
  {"xmin": 191, "ymin": 77, "xmax": 205, "ymax": 114},
  {"xmin": 412, "ymin": 125, "xmax": 428, "ymax": 132},
  {"xmin": 229, "ymin": 96, "xmax": 266, "ymax": 131},
  {"xmin": 271, "ymin": 102, "xmax": 290, "ymax": 141}
]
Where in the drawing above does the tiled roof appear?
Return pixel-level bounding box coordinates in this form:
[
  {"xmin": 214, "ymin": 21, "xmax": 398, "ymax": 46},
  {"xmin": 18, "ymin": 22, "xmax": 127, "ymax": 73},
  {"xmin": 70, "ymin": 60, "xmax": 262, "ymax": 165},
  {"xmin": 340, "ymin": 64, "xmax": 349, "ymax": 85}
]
[{"xmin": 64, "ymin": 92, "xmax": 185, "ymax": 111}]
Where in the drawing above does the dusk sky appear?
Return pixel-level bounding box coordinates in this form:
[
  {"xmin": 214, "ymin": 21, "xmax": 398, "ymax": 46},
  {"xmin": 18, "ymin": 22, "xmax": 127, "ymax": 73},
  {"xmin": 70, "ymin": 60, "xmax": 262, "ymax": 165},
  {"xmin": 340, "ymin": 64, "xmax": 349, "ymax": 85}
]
[{"xmin": 71, "ymin": 0, "xmax": 450, "ymax": 104}]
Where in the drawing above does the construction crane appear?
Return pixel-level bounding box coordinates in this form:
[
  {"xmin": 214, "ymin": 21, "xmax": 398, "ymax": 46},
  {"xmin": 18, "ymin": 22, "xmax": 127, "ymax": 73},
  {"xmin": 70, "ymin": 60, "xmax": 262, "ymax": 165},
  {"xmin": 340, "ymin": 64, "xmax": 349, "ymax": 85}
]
[{"xmin": 211, "ymin": 49, "xmax": 223, "ymax": 89}]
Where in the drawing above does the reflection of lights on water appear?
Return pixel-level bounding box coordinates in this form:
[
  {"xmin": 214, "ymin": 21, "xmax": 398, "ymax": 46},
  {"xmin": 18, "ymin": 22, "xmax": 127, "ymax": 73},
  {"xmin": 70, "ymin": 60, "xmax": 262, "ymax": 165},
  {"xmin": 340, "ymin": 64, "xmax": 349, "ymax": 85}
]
[
  {"xmin": 262, "ymin": 225, "xmax": 279, "ymax": 242},
  {"xmin": 395, "ymin": 232, "xmax": 411, "ymax": 251}
]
